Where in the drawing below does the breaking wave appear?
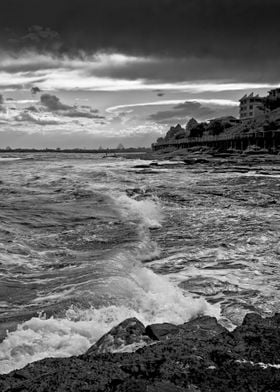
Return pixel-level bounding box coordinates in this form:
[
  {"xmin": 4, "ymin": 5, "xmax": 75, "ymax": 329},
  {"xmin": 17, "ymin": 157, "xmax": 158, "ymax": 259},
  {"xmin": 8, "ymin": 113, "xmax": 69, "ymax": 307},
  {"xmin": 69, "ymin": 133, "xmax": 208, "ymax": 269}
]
[{"xmin": 0, "ymin": 192, "xmax": 218, "ymax": 374}]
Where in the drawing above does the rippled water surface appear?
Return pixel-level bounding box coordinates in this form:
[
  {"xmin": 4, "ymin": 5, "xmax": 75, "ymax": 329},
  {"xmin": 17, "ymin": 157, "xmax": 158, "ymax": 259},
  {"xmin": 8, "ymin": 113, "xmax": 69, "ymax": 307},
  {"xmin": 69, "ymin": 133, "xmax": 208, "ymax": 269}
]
[{"xmin": 0, "ymin": 152, "xmax": 280, "ymax": 373}]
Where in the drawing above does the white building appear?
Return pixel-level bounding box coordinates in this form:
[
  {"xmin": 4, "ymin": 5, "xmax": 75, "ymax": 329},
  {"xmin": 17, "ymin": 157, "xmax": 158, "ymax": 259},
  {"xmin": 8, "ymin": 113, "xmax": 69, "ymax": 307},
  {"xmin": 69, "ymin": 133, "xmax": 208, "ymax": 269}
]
[{"xmin": 239, "ymin": 93, "xmax": 265, "ymax": 120}]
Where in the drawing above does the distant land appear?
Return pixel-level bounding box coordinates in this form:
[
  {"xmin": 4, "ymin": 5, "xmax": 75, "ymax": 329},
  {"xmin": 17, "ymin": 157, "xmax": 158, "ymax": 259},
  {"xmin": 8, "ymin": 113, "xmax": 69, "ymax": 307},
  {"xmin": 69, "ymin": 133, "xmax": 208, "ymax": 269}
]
[
  {"xmin": 152, "ymin": 89, "xmax": 280, "ymax": 155},
  {"xmin": 0, "ymin": 147, "xmax": 151, "ymax": 154}
]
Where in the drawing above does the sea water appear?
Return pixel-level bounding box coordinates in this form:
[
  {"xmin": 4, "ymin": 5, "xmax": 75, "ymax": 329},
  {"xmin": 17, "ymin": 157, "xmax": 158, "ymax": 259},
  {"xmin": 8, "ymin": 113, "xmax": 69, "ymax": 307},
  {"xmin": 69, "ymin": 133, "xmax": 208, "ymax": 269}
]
[{"xmin": 0, "ymin": 152, "xmax": 279, "ymax": 373}]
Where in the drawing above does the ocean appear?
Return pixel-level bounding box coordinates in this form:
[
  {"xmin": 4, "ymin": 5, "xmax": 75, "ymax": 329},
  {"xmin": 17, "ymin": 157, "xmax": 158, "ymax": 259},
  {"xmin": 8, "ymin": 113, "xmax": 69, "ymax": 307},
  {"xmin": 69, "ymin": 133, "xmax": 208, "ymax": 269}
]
[{"xmin": 0, "ymin": 152, "xmax": 280, "ymax": 374}]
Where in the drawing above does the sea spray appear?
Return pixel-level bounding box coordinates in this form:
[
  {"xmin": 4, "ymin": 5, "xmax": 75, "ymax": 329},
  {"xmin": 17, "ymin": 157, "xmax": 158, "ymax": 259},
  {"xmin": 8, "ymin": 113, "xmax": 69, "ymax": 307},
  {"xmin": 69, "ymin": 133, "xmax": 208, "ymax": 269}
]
[{"xmin": 114, "ymin": 192, "xmax": 163, "ymax": 229}]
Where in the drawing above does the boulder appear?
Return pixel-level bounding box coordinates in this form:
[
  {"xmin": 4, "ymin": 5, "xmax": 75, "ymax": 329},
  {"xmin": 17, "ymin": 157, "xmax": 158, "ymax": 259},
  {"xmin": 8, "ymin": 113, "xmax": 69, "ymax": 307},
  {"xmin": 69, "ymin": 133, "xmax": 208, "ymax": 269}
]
[
  {"xmin": 145, "ymin": 322, "xmax": 179, "ymax": 340},
  {"xmin": 178, "ymin": 316, "xmax": 227, "ymax": 340},
  {"xmin": 146, "ymin": 316, "xmax": 226, "ymax": 342},
  {"xmin": 87, "ymin": 317, "xmax": 153, "ymax": 355}
]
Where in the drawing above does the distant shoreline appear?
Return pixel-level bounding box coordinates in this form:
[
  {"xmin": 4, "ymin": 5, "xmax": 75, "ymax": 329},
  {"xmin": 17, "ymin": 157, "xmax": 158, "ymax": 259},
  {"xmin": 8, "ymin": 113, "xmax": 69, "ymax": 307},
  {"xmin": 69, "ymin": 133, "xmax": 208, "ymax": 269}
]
[{"xmin": 0, "ymin": 148, "xmax": 151, "ymax": 154}]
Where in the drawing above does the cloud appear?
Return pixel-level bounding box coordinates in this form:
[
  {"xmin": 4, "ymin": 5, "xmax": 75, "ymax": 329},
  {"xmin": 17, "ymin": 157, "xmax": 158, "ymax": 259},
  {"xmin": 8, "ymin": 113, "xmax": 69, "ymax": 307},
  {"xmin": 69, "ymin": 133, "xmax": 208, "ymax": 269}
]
[
  {"xmin": 61, "ymin": 109, "xmax": 105, "ymax": 119},
  {"xmin": 40, "ymin": 94, "xmax": 71, "ymax": 111},
  {"xmin": 0, "ymin": 1, "xmax": 278, "ymax": 86},
  {"xmin": 107, "ymin": 98, "xmax": 238, "ymax": 114},
  {"xmin": 8, "ymin": 25, "xmax": 62, "ymax": 52},
  {"xmin": 40, "ymin": 93, "xmax": 105, "ymax": 119},
  {"xmin": 0, "ymin": 94, "xmax": 4, "ymax": 112},
  {"xmin": 0, "ymin": 1, "xmax": 277, "ymax": 57},
  {"xmin": 15, "ymin": 111, "xmax": 64, "ymax": 125},
  {"xmin": 149, "ymin": 102, "xmax": 214, "ymax": 123},
  {"xmin": 148, "ymin": 100, "xmax": 238, "ymax": 124},
  {"xmin": 1, "ymin": 52, "xmax": 280, "ymax": 94}
]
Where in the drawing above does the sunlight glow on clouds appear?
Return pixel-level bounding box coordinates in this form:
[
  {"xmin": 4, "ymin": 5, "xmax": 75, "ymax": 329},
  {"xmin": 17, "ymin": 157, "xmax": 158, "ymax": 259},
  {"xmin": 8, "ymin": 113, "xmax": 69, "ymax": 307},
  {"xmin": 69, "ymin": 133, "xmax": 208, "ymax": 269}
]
[
  {"xmin": 0, "ymin": 51, "xmax": 278, "ymax": 147},
  {"xmin": 106, "ymin": 98, "xmax": 239, "ymax": 114},
  {"xmin": 1, "ymin": 52, "xmax": 280, "ymax": 93}
]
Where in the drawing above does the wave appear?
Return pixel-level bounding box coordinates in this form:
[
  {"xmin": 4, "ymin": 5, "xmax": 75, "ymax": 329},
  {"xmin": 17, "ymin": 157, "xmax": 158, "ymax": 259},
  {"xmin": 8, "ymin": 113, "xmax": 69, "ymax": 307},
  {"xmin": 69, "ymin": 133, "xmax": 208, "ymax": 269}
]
[
  {"xmin": 0, "ymin": 192, "xmax": 219, "ymax": 374},
  {"xmin": 113, "ymin": 192, "xmax": 163, "ymax": 229},
  {"xmin": 0, "ymin": 268, "xmax": 217, "ymax": 374}
]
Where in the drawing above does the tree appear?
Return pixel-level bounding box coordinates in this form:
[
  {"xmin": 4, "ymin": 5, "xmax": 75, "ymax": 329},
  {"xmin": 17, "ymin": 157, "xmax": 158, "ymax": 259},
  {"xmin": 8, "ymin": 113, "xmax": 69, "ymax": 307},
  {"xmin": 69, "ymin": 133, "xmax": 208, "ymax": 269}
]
[
  {"xmin": 208, "ymin": 120, "xmax": 224, "ymax": 136},
  {"xmin": 264, "ymin": 97, "xmax": 280, "ymax": 111},
  {"xmin": 189, "ymin": 123, "xmax": 206, "ymax": 138}
]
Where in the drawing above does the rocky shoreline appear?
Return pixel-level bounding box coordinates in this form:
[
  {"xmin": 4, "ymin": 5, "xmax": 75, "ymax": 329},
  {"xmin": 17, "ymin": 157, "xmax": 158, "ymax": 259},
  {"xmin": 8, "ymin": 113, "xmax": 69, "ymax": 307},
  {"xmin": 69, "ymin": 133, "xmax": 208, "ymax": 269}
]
[{"xmin": 1, "ymin": 313, "xmax": 280, "ymax": 391}]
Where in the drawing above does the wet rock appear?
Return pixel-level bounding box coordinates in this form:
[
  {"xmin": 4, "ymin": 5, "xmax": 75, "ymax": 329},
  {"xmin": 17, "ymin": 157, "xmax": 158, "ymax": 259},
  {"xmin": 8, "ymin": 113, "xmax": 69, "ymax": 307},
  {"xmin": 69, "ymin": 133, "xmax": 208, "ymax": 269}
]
[
  {"xmin": 145, "ymin": 322, "xmax": 179, "ymax": 340},
  {"xmin": 87, "ymin": 317, "xmax": 153, "ymax": 355},
  {"xmin": 178, "ymin": 316, "xmax": 227, "ymax": 340},
  {"xmin": 1, "ymin": 314, "xmax": 280, "ymax": 391},
  {"xmin": 146, "ymin": 316, "xmax": 227, "ymax": 342}
]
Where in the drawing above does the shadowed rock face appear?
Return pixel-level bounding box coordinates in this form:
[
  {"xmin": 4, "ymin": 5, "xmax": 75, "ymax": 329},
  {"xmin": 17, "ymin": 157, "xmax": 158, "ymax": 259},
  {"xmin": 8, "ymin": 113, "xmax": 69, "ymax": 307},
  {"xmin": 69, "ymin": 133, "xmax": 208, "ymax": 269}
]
[
  {"xmin": 87, "ymin": 317, "xmax": 153, "ymax": 354},
  {"xmin": 145, "ymin": 316, "xmax": 227, "ymax": 341},
  {"xmin": 1, "ymin": 314, "xmax": 280, "ymax": 391}
]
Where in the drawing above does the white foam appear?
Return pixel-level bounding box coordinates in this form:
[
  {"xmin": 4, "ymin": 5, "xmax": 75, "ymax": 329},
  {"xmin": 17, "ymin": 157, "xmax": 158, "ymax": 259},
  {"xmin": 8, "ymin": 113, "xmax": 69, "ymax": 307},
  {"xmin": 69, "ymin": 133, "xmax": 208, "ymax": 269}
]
[
  {"xmin": 236, "ymin": 359, "xmax": 280, "ymax": 369},
  {"xmin": 0, "ymin": 245, "xmax": 218, "ymax": 374},
  {"xmin": 114, "ymin": 193, "xmax": 163, "ymax": 229},
  {"xmin": 0, "ymin": 157, "xmax": 23, "ymax": 161}
]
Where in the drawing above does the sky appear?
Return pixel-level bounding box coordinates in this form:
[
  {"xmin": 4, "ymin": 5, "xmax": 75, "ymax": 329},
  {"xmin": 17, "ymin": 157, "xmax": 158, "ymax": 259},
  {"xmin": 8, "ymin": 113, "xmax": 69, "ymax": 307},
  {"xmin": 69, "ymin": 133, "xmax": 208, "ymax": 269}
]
[{"xmin": 0, "ymin": 0, "xmax": 280, "ymax": 148}]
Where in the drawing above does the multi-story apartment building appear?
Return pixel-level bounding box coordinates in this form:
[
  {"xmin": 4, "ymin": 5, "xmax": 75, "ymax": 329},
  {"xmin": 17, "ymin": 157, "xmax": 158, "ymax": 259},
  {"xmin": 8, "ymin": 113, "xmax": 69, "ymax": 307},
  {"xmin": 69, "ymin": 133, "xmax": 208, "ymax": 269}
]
[{"xmin": 239, "ymin": 93, "xmax": 265, "ymax": 120}]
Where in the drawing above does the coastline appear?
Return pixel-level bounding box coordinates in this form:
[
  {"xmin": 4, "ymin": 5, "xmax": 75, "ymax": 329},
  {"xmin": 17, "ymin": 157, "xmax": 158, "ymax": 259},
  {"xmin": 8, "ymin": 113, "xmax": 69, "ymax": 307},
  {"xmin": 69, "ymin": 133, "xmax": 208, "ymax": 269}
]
[{"xmin": 1, "ymin": 313, "xmax": 280, "ymax": 391}]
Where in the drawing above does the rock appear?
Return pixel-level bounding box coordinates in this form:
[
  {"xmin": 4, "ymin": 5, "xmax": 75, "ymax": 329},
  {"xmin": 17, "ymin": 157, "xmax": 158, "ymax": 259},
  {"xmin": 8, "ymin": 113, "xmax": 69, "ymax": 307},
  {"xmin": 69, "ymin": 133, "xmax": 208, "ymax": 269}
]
[
  {"xmin": 1, "ymin": 314, "xmax": 280, "ymax": 391},
  {"xmin": 87, "ymin": 317, "xmax": 153, "ymax": 355},
  {"xmin": 146, "ymin": 316, "xmax": 227, "ymax": 342},
  {"xmin": 178, "ymin": 316, "xmax": 227, "ymax": 340},
  {"xmin": 145, "ymin": 322, "xmax": 179, "ymax": 340}
]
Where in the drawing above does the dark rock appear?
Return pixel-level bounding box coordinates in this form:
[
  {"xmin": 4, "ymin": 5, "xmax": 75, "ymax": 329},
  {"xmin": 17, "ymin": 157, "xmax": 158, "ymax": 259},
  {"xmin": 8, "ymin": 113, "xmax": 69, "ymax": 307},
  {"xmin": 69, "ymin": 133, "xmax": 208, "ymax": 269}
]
[
  {"xmin": 146, "ymin": 316, "xmax": 227, "ymax": 342},
  {"xmin": 1, "ymin": 314, "xmax": 280, "ymax": 391},
  {"xmin": 133, "ymin": 164, "xmax": 150, "ymax": 168},
  {"xmin": 178, "ymin": 316, "xmax": 227, "ymax": 340},
  {"xmin": 87, "ymin": 317, "xmax": 152, "ymax": 355},
  {"xmin": 146, "ymin": 322, "xmax": 179, "ymax": 340}
]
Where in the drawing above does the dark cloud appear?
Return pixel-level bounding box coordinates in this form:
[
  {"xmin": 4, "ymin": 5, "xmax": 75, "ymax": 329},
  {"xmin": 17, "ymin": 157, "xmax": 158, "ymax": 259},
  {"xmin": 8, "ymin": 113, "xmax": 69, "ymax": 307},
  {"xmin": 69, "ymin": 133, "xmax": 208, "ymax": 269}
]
[
  {"xmin": 0, "ymin": 1, "xmax": 279, "ymax": 84},
  {"xmin": 0, "ymin": 94, "xmax": 4, "ymax": 105},
  {"xmin": 0, "ymin": 1, "xmax": 279, "ymax": 60},
  {"xmin": 40, "ymin": 93, "xmax": 105, "ymax": 119},
  {"xmin": 40, "ymin": 94, "xmax": 71, "ymax": 111},
  {"xmin": 149, "ymin": 101, "xmax": 238, "ymax": 124}
]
